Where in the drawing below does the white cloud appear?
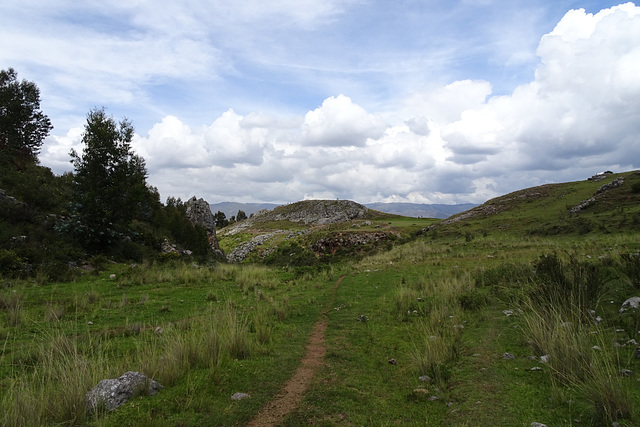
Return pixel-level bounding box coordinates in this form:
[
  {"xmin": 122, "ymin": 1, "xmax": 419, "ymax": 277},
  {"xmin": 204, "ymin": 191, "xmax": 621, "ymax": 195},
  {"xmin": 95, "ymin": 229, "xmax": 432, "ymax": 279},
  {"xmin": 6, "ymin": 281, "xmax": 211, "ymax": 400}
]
[
  {"xmin": 21, "ymin": 2, "xmax": 640, "ymax": 206},
  {"xmin": 301, "ymin": 95, "xmax": 386, "ymax": 147}
]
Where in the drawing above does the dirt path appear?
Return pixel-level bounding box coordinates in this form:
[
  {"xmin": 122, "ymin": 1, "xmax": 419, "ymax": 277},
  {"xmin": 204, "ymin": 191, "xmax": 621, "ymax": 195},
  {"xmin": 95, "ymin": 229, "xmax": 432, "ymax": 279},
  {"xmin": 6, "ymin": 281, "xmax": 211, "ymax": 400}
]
[{"xmin": 246, "ymin": 275, "xmax": 345, "ymax": 427}]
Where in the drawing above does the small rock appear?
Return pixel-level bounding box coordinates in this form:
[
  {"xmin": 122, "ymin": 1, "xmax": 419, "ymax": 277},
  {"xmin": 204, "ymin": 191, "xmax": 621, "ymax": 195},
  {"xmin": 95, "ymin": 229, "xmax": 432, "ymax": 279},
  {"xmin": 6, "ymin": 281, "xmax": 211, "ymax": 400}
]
[
  {"xmin": 540, "ymin": 355, "xmax": 550, "ymax": 363},
  {"xmin": 85, "ymin": 371, "xmax": 162, "ymax": 414},
  {"xmin": 419, "ymin": 375, "xmax": 431, "ymax": 382},
  {"xmin": 154, "ymin": 326, "xmax": 163, "ymax": 335},
  {"xmin": 620, "ymin": 369, "xmax": 633, "ymax": 377},
  {"xmin": 388, "ymin": 358, "xmax": 397, "ymax": 365},
  {"xmin": 87, "ymin": 321, "xmax": 93, "ymax": 325},
  {"xmin": 619, "ymin": 296, "xmax": 640, "ymax": 313},
  {"xmin": 592, "ymin": 345, "xmax": 602, "ymax": 351},
  {"xmin": 231, "ymin": 392, "xmax": 250, "ymax": 400},
  {"xmin": 531, "ymin": 423, "xmax": 548, "ymax": 427},
  {"xmin": 529, "ymin": 367, "xmax": 543, "ymax": 371},
  {"xmin": 357, "ymin": 314, "xmax": 369, "ymax": 322},
  {"xmin": 503, "ymin": 352, "xmax": 515, "ymax": 359},
  {"xmin": 109, "ymin": 274, "xmax": 116, "ymax": 280},
  {"xmin": 503, "ymin": 310, "xmax": 514, "ymax": 316},
  {"xmin": 428, "ymin": 396, "xmax": 438, "ymax": 401}
]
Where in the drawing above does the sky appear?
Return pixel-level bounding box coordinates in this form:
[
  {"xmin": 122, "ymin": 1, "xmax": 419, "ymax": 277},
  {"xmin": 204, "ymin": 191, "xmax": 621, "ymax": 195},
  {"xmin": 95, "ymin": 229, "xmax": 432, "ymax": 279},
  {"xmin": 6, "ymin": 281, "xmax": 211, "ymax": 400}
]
[{"xmin": 2, "ymin": 1, "xmax": 639, "ymax": 205}]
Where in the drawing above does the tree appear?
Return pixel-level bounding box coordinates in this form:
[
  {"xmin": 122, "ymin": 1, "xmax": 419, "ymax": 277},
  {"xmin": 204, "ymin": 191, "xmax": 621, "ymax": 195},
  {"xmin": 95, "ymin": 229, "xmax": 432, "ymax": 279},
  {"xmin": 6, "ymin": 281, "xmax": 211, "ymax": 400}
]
[
  {"xmin": 69, "ymin": 108, "xmax": 152, "ymax": 250},
  {"xmin": 213, "ymin": 211, "xmax": 229, "ymax": 229},
  {"xmin": 236, "ymin": 210, "xmax": 247, "ymax": 221},
  {"xmin": 0, "ymin": 68, "xmax": 52, "ymax": 164}
]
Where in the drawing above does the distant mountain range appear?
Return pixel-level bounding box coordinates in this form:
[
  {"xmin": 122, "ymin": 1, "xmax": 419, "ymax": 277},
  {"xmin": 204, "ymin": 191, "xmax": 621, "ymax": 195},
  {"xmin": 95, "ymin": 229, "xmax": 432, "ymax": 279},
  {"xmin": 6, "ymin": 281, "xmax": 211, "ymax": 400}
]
[{"xmin": 210, "ymin": 201, "xmax": 477, "ymax": 220}]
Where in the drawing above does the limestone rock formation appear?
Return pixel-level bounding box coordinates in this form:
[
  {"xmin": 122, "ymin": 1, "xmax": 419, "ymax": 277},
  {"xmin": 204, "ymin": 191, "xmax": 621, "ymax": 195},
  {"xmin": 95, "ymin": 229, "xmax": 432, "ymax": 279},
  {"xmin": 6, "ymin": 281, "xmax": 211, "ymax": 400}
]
[
  {"xmin": 85, "ymin": 371, "xmax": 162, "ymax": 414},
  {"xmin": 185, "ymin": 196, "xmax": 225, "ymax": 258}
]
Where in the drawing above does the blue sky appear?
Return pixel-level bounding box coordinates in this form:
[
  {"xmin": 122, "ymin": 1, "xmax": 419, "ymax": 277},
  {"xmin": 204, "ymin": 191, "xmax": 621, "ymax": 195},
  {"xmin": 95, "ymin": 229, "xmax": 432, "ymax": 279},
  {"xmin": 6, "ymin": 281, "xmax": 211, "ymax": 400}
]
[{"xmin": 2, "ymin": 1, "xmax": 639, "ymax": 205}]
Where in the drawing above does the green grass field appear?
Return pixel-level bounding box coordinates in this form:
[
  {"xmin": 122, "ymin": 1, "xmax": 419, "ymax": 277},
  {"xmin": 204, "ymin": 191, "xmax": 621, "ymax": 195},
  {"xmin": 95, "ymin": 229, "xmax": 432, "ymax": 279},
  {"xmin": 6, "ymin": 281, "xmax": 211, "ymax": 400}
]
[{"xmin": 2, "ymin": 172, "xmax": 640, "ymax": 426}]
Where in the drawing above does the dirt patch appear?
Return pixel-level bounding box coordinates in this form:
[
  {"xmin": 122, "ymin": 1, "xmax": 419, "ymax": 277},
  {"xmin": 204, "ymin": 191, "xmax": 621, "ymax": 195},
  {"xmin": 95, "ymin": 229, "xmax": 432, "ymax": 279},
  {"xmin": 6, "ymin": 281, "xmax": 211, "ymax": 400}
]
[{"xmin": 247, "ymin": 276, "xmax": 345, "ymax": 427}]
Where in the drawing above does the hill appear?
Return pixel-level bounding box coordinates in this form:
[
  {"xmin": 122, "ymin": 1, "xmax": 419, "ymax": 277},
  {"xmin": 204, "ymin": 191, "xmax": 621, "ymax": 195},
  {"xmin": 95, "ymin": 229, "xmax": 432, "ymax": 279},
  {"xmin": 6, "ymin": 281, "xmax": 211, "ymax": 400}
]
[
  {"xmin": 211, "ymin": 201, "xmax": 476, "ymax": 220},
  {"xmin": 217, "ymin": 199, "xmax": 435, "ymax": 263},
  {"xmin": 427, "ymin": 170, "xmax": 640, "ymax": 237}
]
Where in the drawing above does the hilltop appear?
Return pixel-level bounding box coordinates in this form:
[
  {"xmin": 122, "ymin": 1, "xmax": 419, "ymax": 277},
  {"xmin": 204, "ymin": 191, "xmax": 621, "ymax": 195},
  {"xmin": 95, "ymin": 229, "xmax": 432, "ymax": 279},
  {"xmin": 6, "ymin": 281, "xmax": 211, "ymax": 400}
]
[{"xmin": 211, "ymin": 201, "xmax": 476, "ymax": 220}]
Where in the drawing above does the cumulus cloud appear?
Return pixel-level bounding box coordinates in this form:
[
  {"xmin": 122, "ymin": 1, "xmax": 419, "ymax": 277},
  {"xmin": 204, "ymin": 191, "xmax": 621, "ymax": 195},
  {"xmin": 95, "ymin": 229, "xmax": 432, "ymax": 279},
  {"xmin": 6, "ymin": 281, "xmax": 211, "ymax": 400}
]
[
  {"xmin": 301, "ymin": 95, "xmax": 386, "ymax": 147},
  {"xmin": 34, "ymin": 3, "xmax": 640, "ymax": 206},
  {"xmin": 441, "ymin": 3, "xmax": 640, "ymax": 184}
]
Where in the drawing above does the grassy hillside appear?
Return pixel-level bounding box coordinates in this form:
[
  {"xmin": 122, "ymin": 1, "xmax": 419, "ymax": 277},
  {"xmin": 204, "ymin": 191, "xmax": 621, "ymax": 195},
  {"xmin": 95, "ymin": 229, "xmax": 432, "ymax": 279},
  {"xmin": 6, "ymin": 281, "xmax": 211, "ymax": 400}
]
[{"xmin": 1, "ymin": 171, "xmax": 640, "ymax": 426}]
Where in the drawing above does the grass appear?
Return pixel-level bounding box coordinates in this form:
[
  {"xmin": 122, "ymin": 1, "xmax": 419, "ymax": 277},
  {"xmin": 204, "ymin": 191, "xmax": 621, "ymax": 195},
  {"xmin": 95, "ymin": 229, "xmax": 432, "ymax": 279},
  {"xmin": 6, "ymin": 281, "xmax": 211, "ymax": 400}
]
[{"xmin": 2, "ymin": 226, "xmax": 640, "ymax": 425}]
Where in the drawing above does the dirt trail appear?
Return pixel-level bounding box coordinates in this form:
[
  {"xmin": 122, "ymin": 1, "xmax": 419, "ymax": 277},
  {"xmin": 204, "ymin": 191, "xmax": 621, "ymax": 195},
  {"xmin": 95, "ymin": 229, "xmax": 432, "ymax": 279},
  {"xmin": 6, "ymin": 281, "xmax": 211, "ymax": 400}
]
[{"xmin": 246, "ymin": 275, "xmax": 345, "ymax": 427}]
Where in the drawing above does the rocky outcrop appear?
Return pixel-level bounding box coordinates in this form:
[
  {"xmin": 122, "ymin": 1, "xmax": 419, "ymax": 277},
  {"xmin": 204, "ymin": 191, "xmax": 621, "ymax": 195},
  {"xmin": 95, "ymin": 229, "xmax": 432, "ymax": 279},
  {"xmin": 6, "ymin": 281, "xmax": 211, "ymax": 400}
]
[
  {"xmin": 185, "ymin": 196, "xmax": 225, "ymax": 258},
  {"xmin": 85, "ymin": 371, "xmax": 162, "ymax": 414},
  {"xmin": 227, "ymin": 231, "xmax": 284, "ymax": 263},
  {"xmin": 260, "ymin": 200, "xmax": 369, "ymax": 225},
  {"xmin": 312, "ymin": 232, "xmax": 388, "ymax": 255},
  {"xmin": 222, "ymin": 200, "xmax": 369, "ymax": 236},
  {"xmin": 570, "ymin": 177, "xmax": 624, "ymax": 214}
]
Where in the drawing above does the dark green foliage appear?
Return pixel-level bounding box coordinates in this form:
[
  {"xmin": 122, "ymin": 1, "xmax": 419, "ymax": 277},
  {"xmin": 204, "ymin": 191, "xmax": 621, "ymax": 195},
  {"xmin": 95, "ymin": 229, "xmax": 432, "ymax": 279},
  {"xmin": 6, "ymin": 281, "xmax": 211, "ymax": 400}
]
[
  {"xmin": 0, "ymin": 249, "xmax": 23, "ymax": 276},
  {"xmin": 151, "ymin": 198, "xmax": 211, "ymax": 259},
  {"xmin": 264, "ymin": 242, "xmax": 318, "ymax": 267},
  {"xmin": 67, "ymin": 108, "xmax": 157, "ymax": 251},
  {"xmin": 0, "ymin": 68, "xmax": 53, "ymax": 165},
  {"xmin": 618, "ymin": 253, "xmax": 640, "ymax": 288},
  {"xmin": 532, "ymin": 253, "xmax": 609, "ymax": 320},
  {"xmin": 213, "ymin": 210, "xmax": 229, "ymax": 229}
]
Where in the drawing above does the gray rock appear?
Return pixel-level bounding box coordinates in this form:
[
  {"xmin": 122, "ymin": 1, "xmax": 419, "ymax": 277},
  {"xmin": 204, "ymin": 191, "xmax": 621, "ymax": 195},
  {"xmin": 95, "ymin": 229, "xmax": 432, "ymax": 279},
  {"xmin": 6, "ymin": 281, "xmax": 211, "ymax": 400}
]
[
  {"xmin": 85, "ymin": 371, "xmax": 162, "ymax": 414},
  {"xmin": 503, "ymin": 352, "xmax": 515, "ymax": 359},
  {"xmin": 620, "ymin": 297, "xmax": 640, "ymax": 313},
  {"xmin": 231, "ymin": 392, "xmax": 250, "ymax": 400},
  {"xmin": 531, "ymin": 423, "xmax": 548, "ymax": 427},
  {"xmin": 185, "ymin": 196, "xmax": 225, "ymax": 258}
]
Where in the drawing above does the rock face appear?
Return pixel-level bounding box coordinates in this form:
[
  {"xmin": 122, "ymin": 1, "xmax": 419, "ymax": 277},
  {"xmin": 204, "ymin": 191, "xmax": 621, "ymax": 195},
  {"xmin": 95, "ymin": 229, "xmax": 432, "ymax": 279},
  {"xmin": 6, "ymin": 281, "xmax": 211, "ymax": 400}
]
[
  {"xmin": 185, "ymin": 196, "xmax": 225, "ymax": 258},
  {"xmin": 262, "ymin": 200, "xmax": 368, "ymax": 225},
  {"xmin": 223, "ymin": 200, "xmax": 369, "ymax": 237},
  {"xmin": 85, "ymin": 371, "xmax": 162, "ymax": 414}
]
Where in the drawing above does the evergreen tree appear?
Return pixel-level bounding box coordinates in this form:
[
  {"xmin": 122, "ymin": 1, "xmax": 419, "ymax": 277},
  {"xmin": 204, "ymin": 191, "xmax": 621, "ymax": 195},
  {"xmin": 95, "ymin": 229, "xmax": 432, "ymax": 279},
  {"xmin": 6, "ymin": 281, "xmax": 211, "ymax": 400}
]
[
  {"xmin": 0, "ymin": 68, "xmax": 52, "ymax": 165},
  {"xmin": 69, "ymin": 108, "xmax": 153, "ymax": 250}
]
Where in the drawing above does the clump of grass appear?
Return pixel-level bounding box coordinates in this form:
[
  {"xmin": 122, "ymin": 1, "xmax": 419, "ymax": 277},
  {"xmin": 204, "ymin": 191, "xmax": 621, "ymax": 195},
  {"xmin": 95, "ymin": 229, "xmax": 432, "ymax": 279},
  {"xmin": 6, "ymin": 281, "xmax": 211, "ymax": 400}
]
[
  {"xmin": 522, "ymin": 253, "xmax": 633, "ymax": 424},
  {"xmin": 45, "ymin": 304, "xmax": 66, "ymax": 322}
]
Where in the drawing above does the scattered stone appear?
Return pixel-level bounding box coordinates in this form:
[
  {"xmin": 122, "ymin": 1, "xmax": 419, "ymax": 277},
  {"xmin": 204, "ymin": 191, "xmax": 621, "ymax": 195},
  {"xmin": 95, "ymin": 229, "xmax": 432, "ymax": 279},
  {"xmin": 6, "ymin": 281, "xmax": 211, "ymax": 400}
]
[
  {"xmin": 357, "ymin": 315, "xmax": 369, "ymax": 322},
  {"xmin": 154, "ymin": 326, "xmax": 163, "ymax": 335},
  {"xmin": 419, "ymin": 375, "xmax": 431, "ymax": 382},
  {"xmin": 592, "ymin": 345, "xmax": 602, "ymax": 351},
  {"xmin": 388, "ymin": 358, "xmax": 397, "ymax": 365},
  {"xmin": 529, "ymin": 367, "xmax": 543, "ymax": 371},
  {"xmin": 503, "ymin": 352, "xmax": 515, "ymax": 359},
  {"xmin": 428, "ymin": 396, "xmax": 439, "ymax": 401},
  {"xmin": 231, "ymin": 392, "xmax": 250, "ymax": 400},
  {"xmin": 503, "ymin": 310, "xmax": 514, "ymax": 316},
  {"xmin": 531, "ymin": 423, "xmax": 548, "ymax": 427},
  {"xmin": 87, "ymin": 321, "xmax": 93, "ymax": 325},
  {"xmin": 540, "ymin": 355, "xmax": 550, "ymax": 363},
  {"xmin": 626, "ymin": 339, "xmax": 638, "ymax": 346},
  {"xmin": 620, "ymin": 297, "xmax": 640, "ymax": 313},
  {"xmin": 472, "ymin": 353, "xmax": 481, "ymax": 357},
  {"xmin": 109, "ymin": 274, "xmax": 116, "ymax": 280},
  {"xmin": 85, "ymin": 371, "xmax": 162, "ymax": 414}
]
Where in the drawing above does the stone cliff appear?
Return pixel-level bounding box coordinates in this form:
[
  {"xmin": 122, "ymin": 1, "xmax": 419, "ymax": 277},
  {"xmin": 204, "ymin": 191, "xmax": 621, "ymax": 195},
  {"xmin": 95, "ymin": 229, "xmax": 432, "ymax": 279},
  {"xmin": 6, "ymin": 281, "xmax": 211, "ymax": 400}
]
[{"xmin": 185, "ymin": 196, "xmax": 225, "ymax": 258}]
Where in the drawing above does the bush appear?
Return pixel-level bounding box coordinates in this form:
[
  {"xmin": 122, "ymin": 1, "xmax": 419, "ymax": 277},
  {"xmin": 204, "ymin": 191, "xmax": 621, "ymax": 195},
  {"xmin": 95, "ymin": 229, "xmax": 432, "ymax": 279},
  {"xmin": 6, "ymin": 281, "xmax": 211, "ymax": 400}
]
[{"xmin": 0, "ymin": 249, "xmax": 23, "ymax": 276}]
